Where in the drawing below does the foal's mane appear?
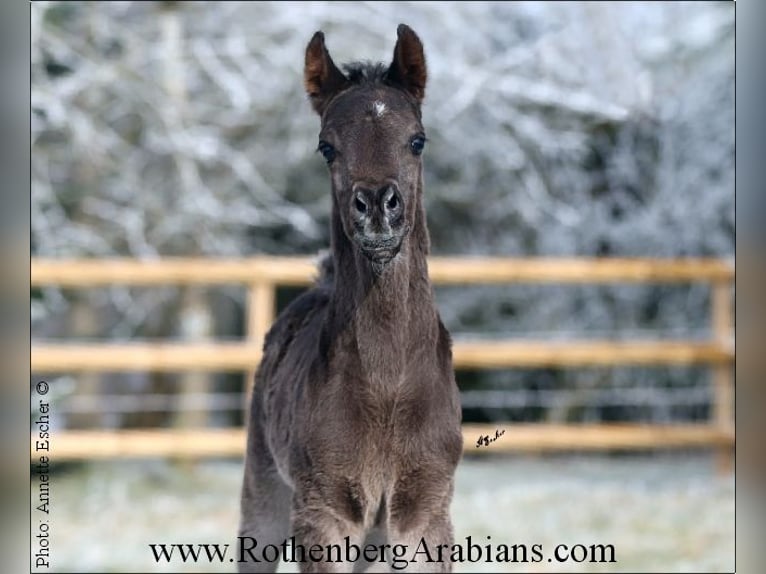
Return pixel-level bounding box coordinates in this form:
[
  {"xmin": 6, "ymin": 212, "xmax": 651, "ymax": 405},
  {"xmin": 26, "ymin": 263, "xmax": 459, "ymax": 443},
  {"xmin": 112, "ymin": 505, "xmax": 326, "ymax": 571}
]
[{"xmin": 341, "ymin": 61, "xmax": 389, "ymax": 86}]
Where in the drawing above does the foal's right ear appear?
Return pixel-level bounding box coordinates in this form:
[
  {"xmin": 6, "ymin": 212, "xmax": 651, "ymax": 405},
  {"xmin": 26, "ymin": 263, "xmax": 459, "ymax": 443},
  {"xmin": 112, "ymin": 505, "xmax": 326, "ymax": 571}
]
[{"xmin": 304, "ymin": 31, "xmax": 348, "ymax": 115}]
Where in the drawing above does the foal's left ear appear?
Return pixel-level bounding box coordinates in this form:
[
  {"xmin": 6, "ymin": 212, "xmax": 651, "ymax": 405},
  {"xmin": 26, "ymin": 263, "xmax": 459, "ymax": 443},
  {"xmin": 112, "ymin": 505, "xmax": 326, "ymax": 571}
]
[{"xmin": 386, "ymin": 24, "xmax": 427, "ymax": 104}]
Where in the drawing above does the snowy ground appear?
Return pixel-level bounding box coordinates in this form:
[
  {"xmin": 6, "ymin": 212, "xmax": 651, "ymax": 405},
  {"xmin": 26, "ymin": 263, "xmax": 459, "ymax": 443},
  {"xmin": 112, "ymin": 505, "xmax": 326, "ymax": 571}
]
[{"xmin": 43, "ymin": 453, "xmax": 734, "ymax": 573}]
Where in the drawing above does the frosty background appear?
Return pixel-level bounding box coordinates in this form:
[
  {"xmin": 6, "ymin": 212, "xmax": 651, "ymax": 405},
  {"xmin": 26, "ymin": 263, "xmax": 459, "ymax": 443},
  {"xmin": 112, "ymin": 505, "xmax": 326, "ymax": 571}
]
[
  {"xmin": 31, "ymin": 1, "xmax": 734, "ymax": 428},
  {"xmin": 29, "ymin": 2, "xmax": 735, "ymax": 572},
  {"xmin": 31, "ymin": 2, "xmax": 734, "ymax": 260}
]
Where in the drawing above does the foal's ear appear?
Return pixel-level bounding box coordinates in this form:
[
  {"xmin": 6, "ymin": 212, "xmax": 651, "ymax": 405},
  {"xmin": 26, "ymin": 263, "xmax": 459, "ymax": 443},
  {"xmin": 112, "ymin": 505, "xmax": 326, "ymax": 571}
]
[
  {"xmin": 304, "ymin": 31, "xmax": 348, "ymax": 115},
  {"xmin": 386, "ymin": 24, "xmax": 427, "ymax": 104}
]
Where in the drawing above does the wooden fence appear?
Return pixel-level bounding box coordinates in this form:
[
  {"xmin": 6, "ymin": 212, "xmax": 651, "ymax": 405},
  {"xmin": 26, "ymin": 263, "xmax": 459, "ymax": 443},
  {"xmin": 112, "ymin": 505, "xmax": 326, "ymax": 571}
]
[{"xmin": 30, "ymin": 257, "xmax": 735, "ymax": 468}]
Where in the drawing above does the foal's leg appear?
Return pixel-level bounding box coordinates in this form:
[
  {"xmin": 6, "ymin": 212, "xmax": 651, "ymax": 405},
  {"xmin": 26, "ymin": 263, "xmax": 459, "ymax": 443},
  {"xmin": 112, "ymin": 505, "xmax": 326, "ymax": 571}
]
[
  {"xmin": 237, "ymin": 414, "xmax": 292, "ymax": 573},
  {"xmin": 354, "ymin": 526, "xmax": 389, "ymax": 573},
  {"xmin": 387, "ymin": 476, "xmax": 456, "ymax": 573},
  {"xmin": 290, "ymin": 480, "xmax": 367, "ymax": 573}
]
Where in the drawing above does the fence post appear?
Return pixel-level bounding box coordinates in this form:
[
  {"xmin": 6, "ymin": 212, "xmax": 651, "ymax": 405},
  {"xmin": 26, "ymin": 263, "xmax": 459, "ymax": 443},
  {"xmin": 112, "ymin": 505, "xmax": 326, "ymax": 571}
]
[
  {"xmin": 244, "ymin": 282, "xmax": 275, "ymax": 412},
  {"xmin": 711, "ymin": 280, "xmax": 734, "ymax": 474},
  {"xmin": 173, "ymin": 287, "xmax": 214, "ymax": 431}
]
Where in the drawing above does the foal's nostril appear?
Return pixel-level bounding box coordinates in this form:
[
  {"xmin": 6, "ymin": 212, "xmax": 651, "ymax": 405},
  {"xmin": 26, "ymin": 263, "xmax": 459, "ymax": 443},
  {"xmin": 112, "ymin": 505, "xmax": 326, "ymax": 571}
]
[
  {"xmin": 354, "ymin": 195, "xmax": 368, "ymax": 215},
  {"xmin": 382, "ymin": 187, "xmax": 401, "ymax": 214}
]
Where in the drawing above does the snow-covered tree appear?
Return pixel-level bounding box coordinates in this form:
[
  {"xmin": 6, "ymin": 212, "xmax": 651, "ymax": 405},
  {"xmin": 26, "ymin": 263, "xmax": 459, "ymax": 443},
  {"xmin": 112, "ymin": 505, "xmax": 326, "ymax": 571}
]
[{"xmin": 31, "ymin": 1, "xmax": 734, "ymax": 426}]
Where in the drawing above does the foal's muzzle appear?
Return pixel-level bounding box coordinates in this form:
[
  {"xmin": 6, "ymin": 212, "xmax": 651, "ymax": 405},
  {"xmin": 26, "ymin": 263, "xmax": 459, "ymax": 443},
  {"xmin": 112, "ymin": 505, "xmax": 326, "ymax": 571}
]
[
  {"xmin": 351, "ymin": 182, "xmax": 405, "ymax": 265},
  {"xmin": 358, "ymin": 235, "xmax": 401, "ymax": 265}
]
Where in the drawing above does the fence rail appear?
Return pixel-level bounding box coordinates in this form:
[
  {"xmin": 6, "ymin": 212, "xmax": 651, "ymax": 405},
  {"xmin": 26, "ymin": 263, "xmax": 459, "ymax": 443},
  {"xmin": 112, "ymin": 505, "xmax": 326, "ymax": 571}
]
[
  {"xmin": 46, "ymin": 424, "xmax": 734, "ymax": 461},
  {"xmin": 32, "ymin": 256, "xmax": 734, "ymax": 285},
  {"xmin": 30, "ymin": 256, "xmax": 735, "ymax": 467},
  {"xmin": 31, "ymin": 340, "xmax": 732, "ymax": 372}
]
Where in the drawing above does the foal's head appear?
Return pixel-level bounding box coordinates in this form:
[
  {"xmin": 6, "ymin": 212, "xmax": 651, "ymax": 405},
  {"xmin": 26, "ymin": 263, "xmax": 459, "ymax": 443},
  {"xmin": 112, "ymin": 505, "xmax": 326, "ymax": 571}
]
[{"xmin": 304, "ymin": 24, "xmax": 428, "ymax": 267}]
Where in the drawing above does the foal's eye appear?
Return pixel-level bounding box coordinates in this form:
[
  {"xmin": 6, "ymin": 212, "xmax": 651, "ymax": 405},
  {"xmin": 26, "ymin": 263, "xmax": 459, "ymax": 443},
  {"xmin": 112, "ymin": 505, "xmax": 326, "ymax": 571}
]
[
  {"xmin": 317, "ymin": 140, "xmax": 336, "ymax": 164},
  {"xmin": 410, "ymin": 135, "xmax": 426, "ymax": 156}
]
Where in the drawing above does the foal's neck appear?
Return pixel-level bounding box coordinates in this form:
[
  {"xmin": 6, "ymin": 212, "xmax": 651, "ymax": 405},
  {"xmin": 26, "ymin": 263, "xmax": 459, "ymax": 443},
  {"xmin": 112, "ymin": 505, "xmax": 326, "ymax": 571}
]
[{"xmin": 330, "ymin": 191, "xmax": 438, "ymax": 381}]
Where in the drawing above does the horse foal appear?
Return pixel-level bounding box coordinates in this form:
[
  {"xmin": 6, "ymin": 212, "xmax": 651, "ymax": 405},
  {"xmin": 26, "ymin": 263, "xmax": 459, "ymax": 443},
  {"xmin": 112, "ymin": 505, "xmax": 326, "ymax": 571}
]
[{"xmin": 238, "ymin": 24, "xmax": 463, "ymax": 573}]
